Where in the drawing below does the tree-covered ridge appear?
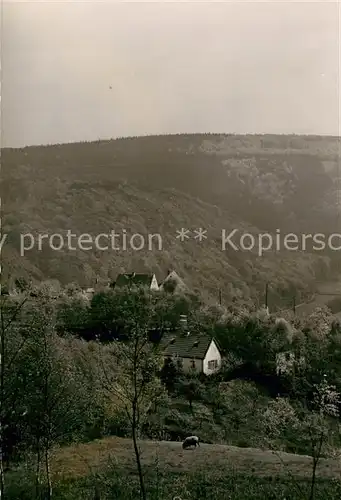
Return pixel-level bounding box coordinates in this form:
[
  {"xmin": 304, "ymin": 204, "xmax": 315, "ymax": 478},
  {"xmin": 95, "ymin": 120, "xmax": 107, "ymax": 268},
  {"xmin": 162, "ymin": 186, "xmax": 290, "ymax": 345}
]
[{"xmin": 1, "ymin": 134, "xmax": 340, "ymax": 306}]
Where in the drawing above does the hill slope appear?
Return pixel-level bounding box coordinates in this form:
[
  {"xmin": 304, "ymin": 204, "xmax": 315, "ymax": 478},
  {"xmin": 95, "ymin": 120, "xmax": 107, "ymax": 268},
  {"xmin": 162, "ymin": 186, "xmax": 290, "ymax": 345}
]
[
  {"xmin": 53, "ymin": 436, "xmax": 340, "ymax": 480},
  {"xmin": 1, "ymin": 134, "xmax": 340, "ymax": 306}
]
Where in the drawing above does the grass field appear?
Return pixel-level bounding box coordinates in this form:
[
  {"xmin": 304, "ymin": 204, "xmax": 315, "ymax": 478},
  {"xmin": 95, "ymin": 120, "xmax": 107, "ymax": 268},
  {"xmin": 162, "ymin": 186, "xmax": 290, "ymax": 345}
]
[
  {"xmin": 7, "ymin": 437, "xmax": 341, "ymax": 499},
  {"xmin": 51, "ymin": 436, "xmax": 341, "ymax": 481}
]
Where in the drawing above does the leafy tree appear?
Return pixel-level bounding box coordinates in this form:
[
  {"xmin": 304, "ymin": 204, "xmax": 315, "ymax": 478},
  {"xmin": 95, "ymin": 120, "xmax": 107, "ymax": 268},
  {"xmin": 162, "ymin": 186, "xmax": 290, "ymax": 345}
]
[
  {"xmin": 56, "ymin": 295, "xmax": 90, "ymax": 336},
  {"xmin": 176, "ymin": 374, "xmax": 203, "ymax": 413},
  {"xmin": 0, "ymin": 292, "xmax": 30, "ymax": 496},
  {"xmin": 100, "ymin": 287, "xmax": 165, "ymax": 500},
  {"xmin": 88, "ymin": 287, "xmax": 201, "ymax": 342},
  {"xmin": 160, "ymin": 357, "xmax": 180, "ymax": 394},
  {"xmin": 304, "ymin": 378, "xmax": 340, "ymax": 500},
  {"xmin": 263, "ymin": 378, "xmax": 340, "ymax": 500},
  {"xmin": 215, "ymin": 312, "xmax": 288, "ymax": 376},
  {"xmin": 18, "ymin": 290, "xmax": 89, "ymax": 499}
]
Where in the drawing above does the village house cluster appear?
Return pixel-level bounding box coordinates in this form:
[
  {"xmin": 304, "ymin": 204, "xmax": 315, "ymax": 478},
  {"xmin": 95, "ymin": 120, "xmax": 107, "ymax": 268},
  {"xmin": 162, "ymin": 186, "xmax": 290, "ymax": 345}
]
[
  {"xmin": 8, "ymin": 269, "xmax": 339, "ymax": 378},
  {"xmin": 89, "ymin": 269, "xmax": 223, "ymax": 376}
]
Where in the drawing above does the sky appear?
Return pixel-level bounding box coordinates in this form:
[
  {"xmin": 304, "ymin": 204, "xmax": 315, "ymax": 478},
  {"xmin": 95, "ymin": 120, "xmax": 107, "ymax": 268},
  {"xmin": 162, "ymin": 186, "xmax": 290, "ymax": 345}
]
[{"xmin": 1, "ymin": 0, "xmax": 340, "ymax": 147}]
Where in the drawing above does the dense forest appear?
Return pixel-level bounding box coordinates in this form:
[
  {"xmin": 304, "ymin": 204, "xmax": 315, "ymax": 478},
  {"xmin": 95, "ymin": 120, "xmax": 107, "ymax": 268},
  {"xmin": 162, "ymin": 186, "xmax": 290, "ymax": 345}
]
[{"xmin": 1, "ymin": 134, "xmax": 340, "ymax": 309}]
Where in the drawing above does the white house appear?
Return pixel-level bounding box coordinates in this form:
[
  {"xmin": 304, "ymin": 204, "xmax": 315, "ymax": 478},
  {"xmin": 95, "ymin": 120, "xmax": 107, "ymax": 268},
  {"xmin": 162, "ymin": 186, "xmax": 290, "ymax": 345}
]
[{"xmin": 160, "ymin": 331, "xmax": 222, "ymax": 375}]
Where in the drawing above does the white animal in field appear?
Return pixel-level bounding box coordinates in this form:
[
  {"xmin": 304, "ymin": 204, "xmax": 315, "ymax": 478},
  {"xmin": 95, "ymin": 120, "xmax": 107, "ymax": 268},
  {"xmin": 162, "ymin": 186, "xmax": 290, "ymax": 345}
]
[{"xmin": 182, "ymin": 435, "xmax": 200, "ymax": 449}]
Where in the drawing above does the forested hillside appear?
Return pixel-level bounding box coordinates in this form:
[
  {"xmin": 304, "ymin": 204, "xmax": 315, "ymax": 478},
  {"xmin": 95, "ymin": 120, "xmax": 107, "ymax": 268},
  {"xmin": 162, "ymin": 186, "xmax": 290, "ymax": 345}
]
[{"xmin": 1, "ymin": 133, "xmax": 340, "ymax": 307}]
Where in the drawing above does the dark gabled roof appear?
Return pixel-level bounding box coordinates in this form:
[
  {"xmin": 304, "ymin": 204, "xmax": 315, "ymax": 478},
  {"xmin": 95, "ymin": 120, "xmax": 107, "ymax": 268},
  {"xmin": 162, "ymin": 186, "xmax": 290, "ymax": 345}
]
[
  {"xmin": 160, "ymin": 332, "xmax": 215, "ymax": 360},
  {"xmin": 115, "ymin": 273, "xmax": 155, "ymax": 288}
]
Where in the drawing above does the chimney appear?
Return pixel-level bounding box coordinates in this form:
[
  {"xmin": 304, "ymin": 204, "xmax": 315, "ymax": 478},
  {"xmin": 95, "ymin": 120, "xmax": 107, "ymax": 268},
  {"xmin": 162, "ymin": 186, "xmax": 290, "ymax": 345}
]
[{"xmin": 179, "ymin": 315, "xmax": 189, "ymax": 335}]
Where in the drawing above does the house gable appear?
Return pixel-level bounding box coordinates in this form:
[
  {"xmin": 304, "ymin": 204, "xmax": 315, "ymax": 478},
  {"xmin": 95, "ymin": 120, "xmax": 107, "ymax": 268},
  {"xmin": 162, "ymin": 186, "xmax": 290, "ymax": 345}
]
[
  {"xmin": 150, "ymin": 274, "xmax": 159, "ymax": 290},
  {"xmin": 115, "ymin": 273, "xmax": 158, "ymax": 289},
  {"xmin": 159, "ymin": 270, "xmax": 187, "ymax": 293},
  {"xmin": 203, "ymin": 339, "xmax": 222, "ymax": 375}
]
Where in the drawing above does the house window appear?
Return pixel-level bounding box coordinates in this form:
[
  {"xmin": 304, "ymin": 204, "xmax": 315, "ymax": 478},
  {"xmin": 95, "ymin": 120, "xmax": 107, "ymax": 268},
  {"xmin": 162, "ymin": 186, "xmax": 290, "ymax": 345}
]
[
  {"xmin": 191, "ymin": 360, "xmax": 196, "ymax": 369},
  {"xmin": 208, "ymin": 359, "xmax": 218, "ymax": 370}
]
